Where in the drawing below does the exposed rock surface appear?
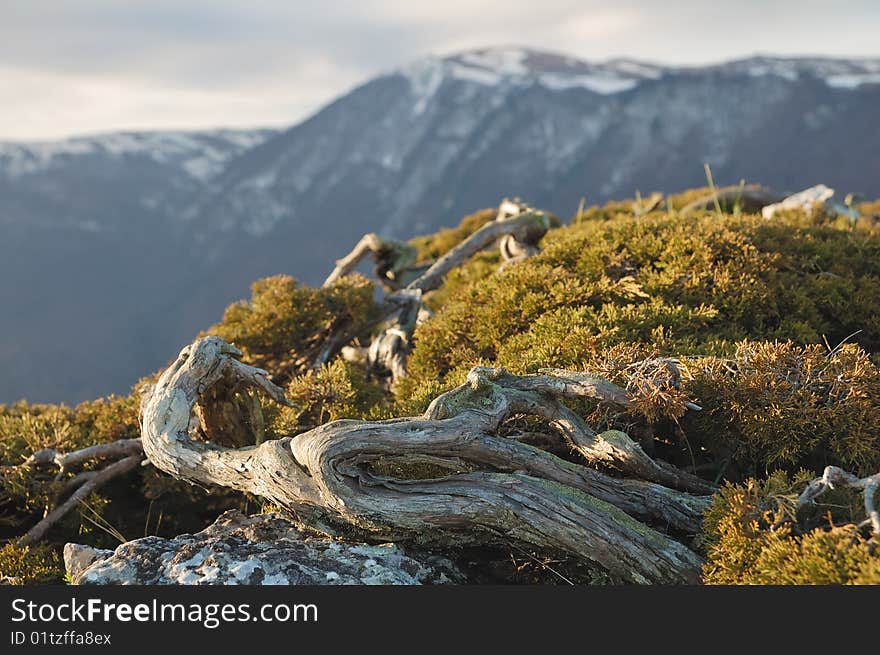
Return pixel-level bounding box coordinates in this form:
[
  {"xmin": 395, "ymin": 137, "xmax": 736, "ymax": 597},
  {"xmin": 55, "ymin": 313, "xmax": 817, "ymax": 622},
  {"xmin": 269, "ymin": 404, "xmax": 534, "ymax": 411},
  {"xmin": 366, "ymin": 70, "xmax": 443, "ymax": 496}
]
[
  {"xmin": 65, "ymin": 510, "xmax": 464, "ymax": 585},
  {"xmin": 63, "ymin": 543, "xmax": 114, "ymax": 581},
  {"xmin": 761, "ymin": 184, "xmax": 836, "ymax": 218}
]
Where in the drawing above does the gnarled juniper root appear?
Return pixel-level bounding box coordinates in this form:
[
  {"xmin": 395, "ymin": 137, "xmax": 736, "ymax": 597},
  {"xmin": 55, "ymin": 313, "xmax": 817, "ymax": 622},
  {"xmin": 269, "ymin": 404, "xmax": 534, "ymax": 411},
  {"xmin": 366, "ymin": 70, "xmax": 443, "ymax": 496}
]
[{"xmin": 140, "ymin": 335, "xmax": 715, "ymax": 584}]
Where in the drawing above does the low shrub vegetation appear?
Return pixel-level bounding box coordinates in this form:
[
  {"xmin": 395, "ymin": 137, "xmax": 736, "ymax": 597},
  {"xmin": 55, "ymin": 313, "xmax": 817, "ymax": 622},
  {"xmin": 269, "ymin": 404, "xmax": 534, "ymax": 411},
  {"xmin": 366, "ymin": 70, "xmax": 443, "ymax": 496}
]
[{"xmin": 2, "ymin": 189, "xmax": 879, "ymax": 584}]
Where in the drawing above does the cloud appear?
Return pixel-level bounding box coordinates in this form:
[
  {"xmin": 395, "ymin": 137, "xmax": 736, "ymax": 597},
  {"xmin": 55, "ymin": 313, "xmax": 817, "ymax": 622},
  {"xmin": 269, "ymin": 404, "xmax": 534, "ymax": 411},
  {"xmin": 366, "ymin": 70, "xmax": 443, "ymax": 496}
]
[
  {"xmin": 0, "ymin": 66, "xmax": 316, "ymax": 140},
  {"xmin": 1, "ymin": 0, "xmax": 878, "ymax": 139}
]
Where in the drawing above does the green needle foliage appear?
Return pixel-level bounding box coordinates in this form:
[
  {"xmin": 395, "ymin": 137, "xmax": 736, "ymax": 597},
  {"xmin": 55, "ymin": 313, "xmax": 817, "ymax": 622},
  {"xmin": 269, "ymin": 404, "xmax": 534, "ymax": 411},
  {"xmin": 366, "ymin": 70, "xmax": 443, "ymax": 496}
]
[
  {"xmin": 702, "ymin": 472, "xmax": 879, "ymax": 584},
  {"xmin": 210, "ymin": 273, "xmax": 380, "ymax": 384}
]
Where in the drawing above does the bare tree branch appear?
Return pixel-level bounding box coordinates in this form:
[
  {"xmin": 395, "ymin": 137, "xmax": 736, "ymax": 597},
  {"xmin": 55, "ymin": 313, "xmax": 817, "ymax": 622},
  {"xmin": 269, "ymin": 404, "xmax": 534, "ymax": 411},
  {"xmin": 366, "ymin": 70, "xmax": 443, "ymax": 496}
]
[
  {"xmin": 319, "ymin": 200, "xmax": 552, "ymax": 383},
  {"xmin": 140, "ymin": 336, "xmax": 713, "ymax": 584},
  {"xmin": 323, "ymin": 233, "xmax": 425, "ymax": 290},
  {"xmin": 19, "ymin": 455, "xmax": 143, "ymax": 546},
  {"xmin": 16, "ymin": 437, "xmax": 146, "ymax": 545},
  {"xmin": 25, "ymin": 439, "xmax": 143, "ymax": 473},
  {"xmin": 405, "ymin": 209, "xmax": 551, "ymax": 294}
]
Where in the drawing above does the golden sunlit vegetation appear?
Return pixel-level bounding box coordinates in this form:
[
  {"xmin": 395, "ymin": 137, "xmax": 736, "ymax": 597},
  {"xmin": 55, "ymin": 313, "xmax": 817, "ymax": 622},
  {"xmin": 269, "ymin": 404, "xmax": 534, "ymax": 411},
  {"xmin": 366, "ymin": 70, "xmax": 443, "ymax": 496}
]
[{"xmin": 2, "ymin": 186, "xmax": 878, "ymax": 584}]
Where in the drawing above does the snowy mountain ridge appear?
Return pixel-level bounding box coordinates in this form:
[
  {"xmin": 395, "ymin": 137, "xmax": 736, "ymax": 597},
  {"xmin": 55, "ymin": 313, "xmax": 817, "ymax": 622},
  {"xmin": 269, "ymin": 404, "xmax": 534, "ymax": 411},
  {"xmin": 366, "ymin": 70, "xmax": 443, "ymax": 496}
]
[
  {"xmin": 399, "ymin": 47, "xmax": 880, "ymax": 97},
  {"xmin": 0, "ymin": 128, "xmax": 276, "ymax": 181}
]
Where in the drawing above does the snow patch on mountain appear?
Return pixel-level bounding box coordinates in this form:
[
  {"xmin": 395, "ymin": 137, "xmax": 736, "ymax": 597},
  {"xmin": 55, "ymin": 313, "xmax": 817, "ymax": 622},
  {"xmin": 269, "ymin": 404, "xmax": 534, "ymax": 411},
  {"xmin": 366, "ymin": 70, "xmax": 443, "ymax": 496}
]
[
  {"xmin": 405, "ymin": 58, "xmax": 448, "ymax": 115},
  {"xmin": 712, "ymin": 56, "xmax": 880, "ymax": 89},
  {"xmin": 400, "ymin": 47, "xmax": 654, "ymax": 99},
  {"xmin": 539, "ymin": 73, "xmax": 639, "ymax": 94},
  {"xmin": 398, "ymin": 49, "xmax": 880, "ymax": 100},
  {"xmin": 450, "ymin": 63, "xmax": 505, "ymax": 87},
  {"xmin": 0, "ymin": 128, "xmax": 276, "ymax": 180},
  {"xmin": 825, "ymin": 73, "xmax": 880, "ymax": 89},
  {"xmin": 459, "ymin": 47, "xmax": 530, "ymax": 75},
  {"xmin": 605, "ymin": 59, "xmax": 665, "ymax": 80}
]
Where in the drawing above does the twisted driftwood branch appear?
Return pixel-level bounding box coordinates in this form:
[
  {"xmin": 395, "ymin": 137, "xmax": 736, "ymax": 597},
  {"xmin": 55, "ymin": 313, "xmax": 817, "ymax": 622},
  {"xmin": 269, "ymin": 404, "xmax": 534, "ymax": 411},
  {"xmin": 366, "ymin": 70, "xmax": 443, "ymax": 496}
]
[
  {"xmin": 25, "ymin": 439, "xmax": 143, "ymax": 474},
  {"xmin": 466, "ymin": 367, "xmax": 714, "ymax": 494},
  {"xmin": 19, "ymin": 455, "xmax": 143, "ymax": 546},
  {"xmin": 798, "ymin": 466, "xmax": 880, "ymax": 537},
  {"xmin": 141, "ymin": 336, "xmax": 714, "ymax": 584}
]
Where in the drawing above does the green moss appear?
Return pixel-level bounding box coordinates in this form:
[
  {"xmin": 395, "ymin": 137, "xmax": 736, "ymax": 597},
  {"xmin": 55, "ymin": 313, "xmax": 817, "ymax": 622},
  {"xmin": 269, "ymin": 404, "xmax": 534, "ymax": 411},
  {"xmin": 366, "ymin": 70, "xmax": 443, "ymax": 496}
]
[
  {"xmin": 683, "ymin": 341, "xmax": 880, "ymax": 478},
  {"xmin": 368, "ymin": 457, "xmax": 472, "ymax": 480},
  {"xmin": 0, "ymin": 396, "xmax": 138, "ymax": 519},
  {"xmin": 573, "ymin": 187, "xmax": 727, "ymax": 223},
  {"xmin": 410, "ymin": 207, "xmax": 561, "ymax": 262},
  {"xmin": 269, "ymin": 359, "xmax": 389, "ymax": 437},
  {"xmin": 702, "ymin": 472, "xmax": 880, "ymax": 584},
  {"xmin": 398, "ymin": 207, "xmax": 880, "ymax": 480},
  {"xmin": 0, "ymin": 543, "xmax": 64, "ymax": 584},
  {"xmin": 529, "ymin": 476, "xmax": 667, "ymax": 551},
  {"xmin": 0, "ymin": 274, "xmax": 386, "ymax": 570},
  {"xmin": 3, "ymin": 188, "xmax": 880, "ymax": 586},
  {"xmin": 210, "ymin": 273, "xmax": 380, "ymax": 384},
  {"xmin": 0, "ymin": 390, "xmax": 251, "ymax": 552}
]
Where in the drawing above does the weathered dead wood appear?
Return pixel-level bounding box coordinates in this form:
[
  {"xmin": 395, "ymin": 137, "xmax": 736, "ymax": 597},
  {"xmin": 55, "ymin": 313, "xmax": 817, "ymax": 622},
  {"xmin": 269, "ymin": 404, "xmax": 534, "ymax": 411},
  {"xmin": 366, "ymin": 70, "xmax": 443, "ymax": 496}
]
[
  {"xmin": 323, "ymin": 233, "xmax": 426, "ymax": 291},
  {"xmin": 405, "ymin": 208, "xmax": 551, "ymax": 294},
  {"xmin": 679, "ymin": 185, "xmax": 785, "ymax": 217},
  {"xmin": 26, "ymin": 439, "xmax": 143, "ymax": 474},
  {"xmin": 364, "ymin": 202, "xmax": 549, "ymax": 381},
  {"xmin": 140, "ymin": 336, "xmax": 714, "ymax": 584},
  {"xmin": 364, "ymin": 289, "xmax": 422, "ymax": 381},
  {"xmin": 16, "ymin": 438, "xmax": 146, "ymax": 544},
  {"xmin": 633, "ymin": 192, "xmax": 665, "ymax": 217},
  {"xmin": 798, "ymin": 466, "xmax": 880, "ymax": 536},
  {"xmin": 461, "ymin": 367, "xmax": 714, "ymax": 494},
  {"xmin": 496, "ymin": 198, "xmax": 542, "ymax": 266},
  {"xmin": 320, "ymin": 201, "xmax": 552, "ymax": 383},
  {"xmin": 19, "ymin": 455, "xmax": 143, "ymax": 546},
  {"xmin": 194, "ymin": 373, "xmax": 266, "ymax": 448}
]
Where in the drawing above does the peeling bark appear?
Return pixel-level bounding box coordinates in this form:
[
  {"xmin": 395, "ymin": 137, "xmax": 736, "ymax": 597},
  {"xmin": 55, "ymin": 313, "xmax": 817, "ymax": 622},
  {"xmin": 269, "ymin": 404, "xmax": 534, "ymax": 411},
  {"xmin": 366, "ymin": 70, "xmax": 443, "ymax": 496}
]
[{"xmin": 140, "ymin": 336, "xmax": 714, "ymax": 584}]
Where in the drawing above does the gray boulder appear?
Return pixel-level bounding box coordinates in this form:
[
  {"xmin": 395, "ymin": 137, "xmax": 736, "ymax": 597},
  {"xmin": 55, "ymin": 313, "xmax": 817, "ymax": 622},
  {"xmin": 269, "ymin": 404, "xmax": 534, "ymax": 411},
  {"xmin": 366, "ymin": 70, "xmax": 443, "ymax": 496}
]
[{"xmin": 66, "ymin": 510, "xmax": 463, "ymax": 585}]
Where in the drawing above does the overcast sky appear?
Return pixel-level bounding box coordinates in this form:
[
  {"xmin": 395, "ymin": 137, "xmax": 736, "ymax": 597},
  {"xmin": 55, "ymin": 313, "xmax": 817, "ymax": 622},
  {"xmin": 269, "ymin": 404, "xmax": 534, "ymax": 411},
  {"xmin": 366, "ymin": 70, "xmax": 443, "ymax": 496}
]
[{"xmin": 2, "ymin": 0, "xmax": 878, "ymax": 140}]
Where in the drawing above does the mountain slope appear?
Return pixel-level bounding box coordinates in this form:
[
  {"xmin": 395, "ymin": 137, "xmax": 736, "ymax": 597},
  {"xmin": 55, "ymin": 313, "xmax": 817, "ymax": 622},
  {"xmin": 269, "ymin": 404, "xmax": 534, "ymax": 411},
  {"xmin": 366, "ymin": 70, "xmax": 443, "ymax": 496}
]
[
  {"xmin": 182, "ymin": 48, "xmax": 880, "ymax": 321},
  {"xmin": 192, "ymin": 48, "xmax": 880, "ymax": 243},
  {"xmin": 0, "ymin": 129, "xmax": 277, "ymax": 403},
  {"xmin": 2, "ymin": 47, "xmax": 879, "ymax": 403}
]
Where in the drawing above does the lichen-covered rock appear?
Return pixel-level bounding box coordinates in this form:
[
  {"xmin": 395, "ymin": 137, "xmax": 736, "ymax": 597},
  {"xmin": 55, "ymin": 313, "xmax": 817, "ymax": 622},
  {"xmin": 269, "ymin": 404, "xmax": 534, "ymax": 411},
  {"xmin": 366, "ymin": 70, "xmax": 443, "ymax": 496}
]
[{"xmin": 66, "ymin": 510, "xmax": 464, "ymax": 585}]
